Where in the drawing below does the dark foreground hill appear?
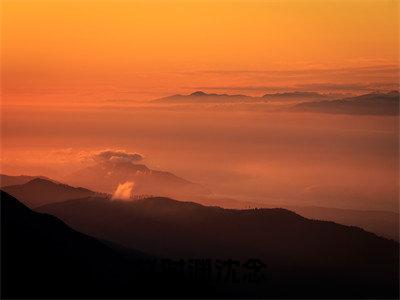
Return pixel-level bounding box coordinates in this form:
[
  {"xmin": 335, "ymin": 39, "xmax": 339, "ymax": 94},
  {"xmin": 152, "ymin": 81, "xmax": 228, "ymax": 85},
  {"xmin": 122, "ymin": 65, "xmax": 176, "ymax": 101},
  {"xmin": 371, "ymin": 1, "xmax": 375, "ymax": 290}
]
[
  {"xmin": 1, "ymin": 191, "xmax": 138, "ymax": 298},
  {"xmin": 38, "ymin": 196, "xmax": 399, "ymax": 298},
  {"xmin": 187, "ymin": 195, "xmax": 399, "ymax": 241},
  {"xmin": 0, "ymin": 191, "xmax": 218, "ymax": 299},
  {"xmin": 2, "ymin": 178, "xmax": 98, "ymax": 208}
]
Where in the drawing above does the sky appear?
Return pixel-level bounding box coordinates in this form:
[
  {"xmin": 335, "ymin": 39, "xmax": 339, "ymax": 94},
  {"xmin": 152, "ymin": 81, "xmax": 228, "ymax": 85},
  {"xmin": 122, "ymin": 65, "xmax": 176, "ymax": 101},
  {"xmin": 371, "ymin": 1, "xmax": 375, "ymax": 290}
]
[
  {"xmin": 0, "ymin": 0, "xmax": 399, "ymax": 211},
  {"xmin": 1, "ymin": 0, "xmax": 399, "ymax": 103}
]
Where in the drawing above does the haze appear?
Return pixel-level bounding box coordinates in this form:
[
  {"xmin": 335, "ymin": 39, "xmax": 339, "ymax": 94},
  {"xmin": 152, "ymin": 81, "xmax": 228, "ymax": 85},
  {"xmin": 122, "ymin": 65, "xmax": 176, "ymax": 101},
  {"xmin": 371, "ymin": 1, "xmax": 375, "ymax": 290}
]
[
  {"xmin": 1, "ymin": 102, "xmax": 398, "ymax": 211},
  {"xmin": 1, "ymin": 0, "xmax": 399, "ymax": 212}
]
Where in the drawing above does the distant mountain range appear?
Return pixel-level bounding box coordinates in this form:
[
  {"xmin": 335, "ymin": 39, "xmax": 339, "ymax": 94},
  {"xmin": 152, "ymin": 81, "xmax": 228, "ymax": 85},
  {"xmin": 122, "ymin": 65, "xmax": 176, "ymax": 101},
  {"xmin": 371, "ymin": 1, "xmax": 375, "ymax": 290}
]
[
  {"xmin": 262, "ymin": 91, "xmax": 338, "ymax": 102},
  {"xmin": 64, "ymin": 160, "xmax": 210, "ymax": 196},
  {"xmin": 153, "ymin": 91, "xmax": 258, "ymax": 103},
  {"xmin": 2, "ymin": 177, "xmax": 98, "ymax": 208},
  {"xmin": 152, "ymin": 90, "xmax": 399, "ymax": 115},
  {"xmin": 153, "ymin": 90, "xmax": 340, "ymax": 104},
  {"xmin": 292, "ymin": 91, "xmax": 399, "ymax": 115}
]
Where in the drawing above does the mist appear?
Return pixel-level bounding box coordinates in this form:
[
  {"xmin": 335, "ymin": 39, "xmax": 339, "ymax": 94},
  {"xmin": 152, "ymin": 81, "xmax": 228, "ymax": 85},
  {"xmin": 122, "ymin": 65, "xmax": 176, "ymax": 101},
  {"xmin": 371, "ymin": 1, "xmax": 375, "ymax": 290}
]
[{"xmin": 1, "ymin": 102, "xmax": 398, "ymax": 211}]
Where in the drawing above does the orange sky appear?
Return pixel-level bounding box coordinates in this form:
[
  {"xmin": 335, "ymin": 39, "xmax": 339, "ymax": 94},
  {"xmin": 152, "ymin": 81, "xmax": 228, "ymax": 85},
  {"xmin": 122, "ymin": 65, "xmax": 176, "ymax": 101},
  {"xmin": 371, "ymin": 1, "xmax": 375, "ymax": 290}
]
[
  {"xmin": 1, "ymin": 1, "xmax": 399, "ymax": 211},
  {"xmin": 1, "ymin": 0, "xmax": 399, "ymax": 102}
]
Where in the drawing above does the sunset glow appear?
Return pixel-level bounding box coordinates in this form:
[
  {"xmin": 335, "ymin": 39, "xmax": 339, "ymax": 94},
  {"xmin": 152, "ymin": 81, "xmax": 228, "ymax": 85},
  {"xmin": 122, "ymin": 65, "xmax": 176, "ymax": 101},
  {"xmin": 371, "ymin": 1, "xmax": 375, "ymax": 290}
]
[
  {"xmin": 1, "ymin": 0, "xmax": 399, "ymax": 103},
  {"xmin": 1, "ymin": 1, "xmax": 399, "ymax": 298}
]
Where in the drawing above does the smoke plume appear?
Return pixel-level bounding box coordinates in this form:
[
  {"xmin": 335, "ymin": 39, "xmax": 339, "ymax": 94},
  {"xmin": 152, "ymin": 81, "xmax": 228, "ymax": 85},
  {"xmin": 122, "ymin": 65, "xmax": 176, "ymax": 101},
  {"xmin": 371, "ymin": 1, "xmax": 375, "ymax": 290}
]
[{"xmin": 112, "ymin": 181, "xmax": 135, "ymax": 200}]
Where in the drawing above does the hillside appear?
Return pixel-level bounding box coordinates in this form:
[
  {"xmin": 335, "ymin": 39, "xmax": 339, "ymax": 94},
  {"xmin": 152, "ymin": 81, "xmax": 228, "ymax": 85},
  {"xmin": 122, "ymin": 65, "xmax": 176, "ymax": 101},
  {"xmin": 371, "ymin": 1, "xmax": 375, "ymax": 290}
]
[
  {"xmin": 1, "ymin": 191, "xmax": 222, "ymax": 298},
  {"xmin": 1, "ymin": 191, "xmax": 143, "ymax": 298},
  {"xmin": 0, "ymin": 174, "xmax": 51, "ymax": 187},
  {"xmin": 287, "ymin": 205, "xmax": 399, "ymax": 241},
  {"xmin": 38, "ymin": 196, "xmax": 399, "ymax": 298},
  {"xmin": 2, "ymin": 178, "xmax": 98, "ymax": 208},
  {"xmin": 188, "ymin": 196, "xmax": 399, "ymax": 241}
]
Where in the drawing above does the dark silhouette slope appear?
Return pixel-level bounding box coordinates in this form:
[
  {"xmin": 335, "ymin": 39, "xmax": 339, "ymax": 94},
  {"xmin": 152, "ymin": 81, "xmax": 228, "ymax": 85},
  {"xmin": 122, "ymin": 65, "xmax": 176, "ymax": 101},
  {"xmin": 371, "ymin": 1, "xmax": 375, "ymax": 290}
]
[
  {"xmin": 286, "ymin": 205, "xmax": 399, "ymax": 241},
  {"xmin": 1, "ymin": 191, "xmax": 142, "ymax": 298},
  {"xmin": 38, "ymin": 196, "xmax": 399, "ymax": 298},
  {"xmin": 187, "ymin": 195, "xmax": 399, "ymax": 241},
  {"xmin": 2, "ymin": 178, "xmax": 98, "ymax": 208},
  {"xmin": 1, "ymin": 191, "xmax": 219, "ymax": 299}
]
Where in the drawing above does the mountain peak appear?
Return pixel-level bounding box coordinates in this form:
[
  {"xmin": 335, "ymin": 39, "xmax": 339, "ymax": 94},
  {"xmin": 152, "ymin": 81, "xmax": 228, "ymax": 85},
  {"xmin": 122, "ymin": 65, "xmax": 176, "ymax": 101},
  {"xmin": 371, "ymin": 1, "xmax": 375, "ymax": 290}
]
[
  {"xmin": 153, "ymin": 91, "xmax": 257, "ymax": 104},
  {"xmin": 27, "ymin": 177, "xmax": 54, "ymax": 185},
  {"xmin": 190, "ymin": 91, "xmax": 207, "ymax": 96},
  {"xmin": 2, "ymin": 177, "xmax": 97, "ymax": 208}
]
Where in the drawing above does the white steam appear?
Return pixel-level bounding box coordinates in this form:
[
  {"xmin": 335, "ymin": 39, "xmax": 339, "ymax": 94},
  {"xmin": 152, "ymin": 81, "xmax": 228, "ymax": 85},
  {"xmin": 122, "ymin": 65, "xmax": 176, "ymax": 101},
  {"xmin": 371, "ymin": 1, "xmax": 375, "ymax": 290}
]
[{"xmin": 112, "ymin": 181, "xmax": 135, "ymax": 200}]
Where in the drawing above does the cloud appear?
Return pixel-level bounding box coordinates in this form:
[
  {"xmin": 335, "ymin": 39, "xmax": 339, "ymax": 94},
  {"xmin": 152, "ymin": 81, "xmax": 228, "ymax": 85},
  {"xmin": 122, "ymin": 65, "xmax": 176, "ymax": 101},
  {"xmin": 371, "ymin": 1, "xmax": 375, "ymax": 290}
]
[{"xmin": 93, "ymin": 150, "xmax": 144, "ymax": 164}]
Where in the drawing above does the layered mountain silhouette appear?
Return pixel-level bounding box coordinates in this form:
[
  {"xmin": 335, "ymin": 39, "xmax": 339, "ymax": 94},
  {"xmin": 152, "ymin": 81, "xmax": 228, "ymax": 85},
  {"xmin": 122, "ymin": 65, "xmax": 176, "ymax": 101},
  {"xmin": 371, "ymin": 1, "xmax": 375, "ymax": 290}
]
[
  {"xmin": 263, "ymin": 91, "xmax": 335, "ymax": 102},
  {"xmin": 2, "ymin": 177, "xmax": 98, "ymax": 208},
  {"xmin": 2, "ymin": 187, "xmax": 398, "ymax": 298},
  {"xmin": 64, "ymin": 160, "xmax": 209, "ymax": 196},
  {"xmin": 191, "ymin": 195, "xmax": 399, "ymax": 241},
  {"xmin": 152, "ymin": 90, "xmax": 400, "ymax": 115},
  {"xmin": 1, "ymin": 191, "xmax": 144, "ymax": 298},
  {"xmin": 38, "ymin": 196, "xmax": 399, "ymax": 298},
  {"xmin": 1, "ymin": 191, "xmax": 220, "ymax": 298},
  {"xmin": 153, "ymin": 90, "xmax": 342, "ymax": 104},
  {"xmin": 0, "ymin": 173, "xmax": 53, "ymax": 187},
  {"xmin": 286, "ymin": 205, "xmax": 399, "ymax": 241},
  {"xmin": 153, "ymin": 91, "xmax": 260, "ymax": 103},
  {"xmin": 292, "ymin": 91, "xmax": 399, "ymax": 115}
]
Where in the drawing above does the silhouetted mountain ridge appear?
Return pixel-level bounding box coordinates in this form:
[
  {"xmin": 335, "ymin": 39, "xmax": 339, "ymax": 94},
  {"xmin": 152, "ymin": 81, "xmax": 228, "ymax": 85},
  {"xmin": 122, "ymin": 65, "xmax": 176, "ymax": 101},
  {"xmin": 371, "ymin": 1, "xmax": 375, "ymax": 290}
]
[
  {"xmin": 262, "ymin": 91, "xmax": 336, "ymax": 102},
  {"xmin": 264, "ymin": 91, "xmax": 324, "ymax": 98},
  {"xmin": 1, "ymin": 191, "xmax": 224, "ymax": 298},
  {"xmin": 153, "ymin": 91, "xmax": 259, "ymax": 103},
  {"xmin": 2, "ymin": 178, "xmax": 98, "ymax": 208},
  {"xmin": 286, "ymin": 205, "xmax": 399, "ymax": 241},
  {"xmin": 38, "ymin": 196, "xmax": 398, "ymax": 267},
  {"xmin": 292, "ymin": 91, "xmax": 399, "ymax": 115},
  {"xmin": 3, "ymin": 189, "xmax": 398, "ymax": 298},
  {"xmin": 1, "ymin": 191, "xmax": 144, "ymax": 298},
  {"xmin": 0, "ymin": 173, "xmax": 56, "ymax": 187}
]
